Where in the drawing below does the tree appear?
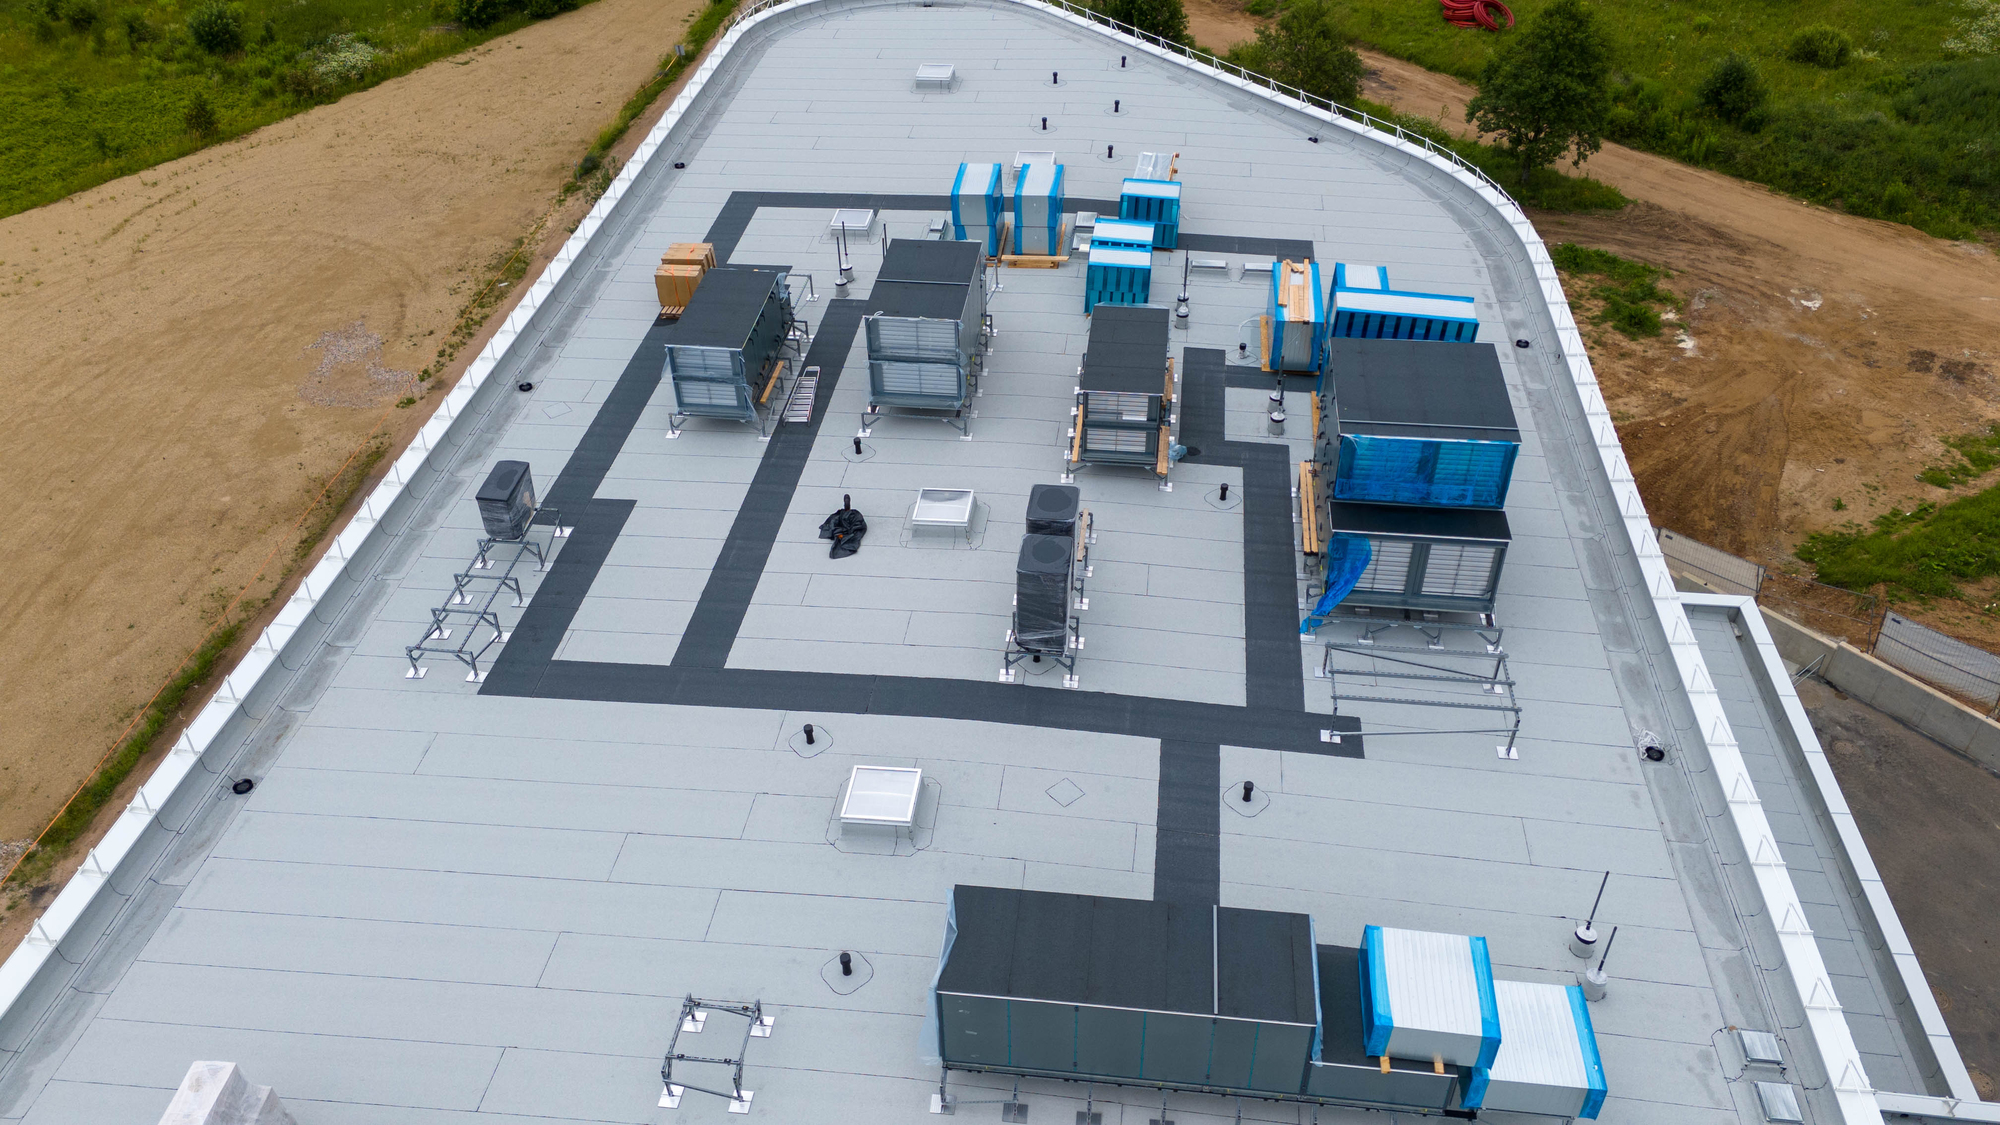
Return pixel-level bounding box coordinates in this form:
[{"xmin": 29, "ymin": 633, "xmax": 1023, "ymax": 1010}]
[
  {"xmin": 1103, "ymin": 0, "xmax": 1187, "ymax": 45},
  {"xmin": 1465, "ymin": 0, "xmax": 1613, "ymax": 182},
  {"xmin": 186, "ymin": 1, "xmax": 243, "ymax": 54},
  {"xmin": 1697, "ymin": 52, "xmax": 1767, "ymax": 124},
  {"xmin": 1253, "ymin": 0, "xmax": 1364, "ymax": 104}
]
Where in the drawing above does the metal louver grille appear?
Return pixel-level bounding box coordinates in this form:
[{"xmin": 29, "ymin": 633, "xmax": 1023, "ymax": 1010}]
[
  {"xmin": 871, "ymin": 359, "xmax": 962, "ymax": 398},
  {"xmin": 867, "ymin": 316, "xmax": 960, "ymax": 361},
  {"xmin": 1354, "ymin": 540, "xmax": 1413, "ymax": 592},
  {"xmin": 1419, "ymin": 544, "xmax": 1498, "ymax": 597},
  {"xmin": 1085, "ymin": 428, "xmax": 1151, "ymax": 453}
]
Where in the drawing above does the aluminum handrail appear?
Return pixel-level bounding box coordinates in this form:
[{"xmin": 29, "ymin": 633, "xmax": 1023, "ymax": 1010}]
[{"xmin": 721, "ymin": 0, "xmax": 1518, "ymax": 206}]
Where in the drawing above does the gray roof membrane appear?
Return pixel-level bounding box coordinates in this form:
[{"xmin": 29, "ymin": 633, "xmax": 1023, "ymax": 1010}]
[{"xmin": 0, "ymin": 3, "xmax": 1946, "ymax": 1123}]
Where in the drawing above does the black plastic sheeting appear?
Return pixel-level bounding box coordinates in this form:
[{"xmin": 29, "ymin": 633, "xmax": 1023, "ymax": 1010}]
[
  {"xmin": 1014, "ymin": 534, "xmax": 1073, "ymax": 651},
  {"xmin": 1026, "ymin": 484, "xmax": 1080, "ymax": 537},
  {"xmin": 819, "ymin": 502, "xmax": 868, "ymax": 558},
  {"xmin": 476, "ymin": 460, "xmax": 536, "ymax": 540}
]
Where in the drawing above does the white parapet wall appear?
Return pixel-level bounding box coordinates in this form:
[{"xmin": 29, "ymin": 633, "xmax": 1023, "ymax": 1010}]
[{"xmin": 0, "ymin": 3, "xmax": 1908, "ymax": 1121}]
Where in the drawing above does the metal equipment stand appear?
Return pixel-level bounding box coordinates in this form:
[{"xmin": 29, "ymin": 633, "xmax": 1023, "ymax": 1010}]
[
  {"xmin": 404, "ymin": 507, "xmax": 567, "ymax": 682},
  {"xmin": 1318, "ymin": 626, "xmax": 1522, "ymax": 757},
  {"xmin": 660, "ymin": 995, "xmax": 774, "ymax": 1115},
  {"xmin": 1001, "ymin": 513, "xmax": 1093, "ymax": 689}
]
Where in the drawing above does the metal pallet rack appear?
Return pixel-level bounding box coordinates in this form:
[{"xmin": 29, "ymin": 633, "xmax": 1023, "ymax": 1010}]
[{"xmin": 404, "ymin": 509, "xmax": 566, "ymax": 682}]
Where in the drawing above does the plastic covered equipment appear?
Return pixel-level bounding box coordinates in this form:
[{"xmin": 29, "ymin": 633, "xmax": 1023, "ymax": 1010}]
[
  {"xmin": 819, "ymin": 499, "xmax": 868, "ymax": 558},
  {"xmin": 1359, "ymin": 924, "xmax": 1501, "ymax": 1070},
  {"xmin": 1013, "ymin": 534, "xmax": 1074, "ymax": 652},
  {"xmin": 476, "ymin": 461, "xmax": 536, "ymax": 541},
  {"xmin": 1462, "ymin": 980, "xmax": 1606, "ymax": 1118},
  {"xmin": 1026, "ymin": 484, "xmax": 1081, "ymax": 537}
]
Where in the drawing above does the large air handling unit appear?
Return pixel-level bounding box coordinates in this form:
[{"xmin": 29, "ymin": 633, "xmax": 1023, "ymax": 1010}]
[
  {"xmin": 663, "ymin": 265, "xmax": 795, "ymax": 437},
  {"xmin": 862, "ymin": 238, "xmax": 988, "ymax": 435}
]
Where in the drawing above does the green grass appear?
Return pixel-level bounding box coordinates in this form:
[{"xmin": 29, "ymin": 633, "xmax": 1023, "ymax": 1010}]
[
  {"xmin": 1918, "ymin": 424, "xmax": 2000, "ymax": 488},
  {"xmin": 0, "ymin": 0, "xmax": 594, "ymax": 219},
  {"xmin": 1293, "ymin": 0, "xmax": 2000, "ymax": 238},
  {"xmin": 1799, "ymin": 489, "xmax": 2000, "ymax": 599},
  {"xmin": 1549, "ymin": 242, "xmax": 1678, "ymax": 336}
]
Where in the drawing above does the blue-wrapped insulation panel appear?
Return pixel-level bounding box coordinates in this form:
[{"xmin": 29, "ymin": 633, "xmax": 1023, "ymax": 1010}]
[
  {"xmin": 1461, "ymin": 981, "xmax": 1606, "ymax": 1118},
  {"xmin": 1359, "ymin": 925, "xmax": 1501, "ymax": 1070},
  {"xmin": 1012, "ymin": 163, "xmax": 1064, "ymax": 256},
  {"xmin": 951, "ymin": 163, "xmax": 1004, "ymax": 256},
  {"xmin": 1118, "ymin": 177, "xmax": 1181, "ymax": 248}
]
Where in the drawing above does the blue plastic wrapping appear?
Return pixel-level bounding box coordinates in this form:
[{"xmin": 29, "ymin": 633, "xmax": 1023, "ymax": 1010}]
[
  {"xmin": 920, "ymin": 889, "xmax": 960, "ymax": 1066},
  {"xmin": 1470, "ymin": 936, "xmax": 1500, "ymax": 1069},
  {"xmin": 1359, "ymin": 924, "xmax": 1393, "ymax": 1057},
  {"xmin": 951, "ymin": 163, "xmax": 1003, "ymax": 255},
  {"xmin": 1301, "ymin": 535, "xmax": 1372, "ymax": 633},
  {"xmin": 1118, "ymin": 177, "xmax": 1181, "ymax": 248},
  {"xmin": 1334, "ymin": 434, "xmax": 1516, "ymax": 509},
  {"xmin": 1569, "ymin": 984, "xmax": 1608, "ymax": 1118}
]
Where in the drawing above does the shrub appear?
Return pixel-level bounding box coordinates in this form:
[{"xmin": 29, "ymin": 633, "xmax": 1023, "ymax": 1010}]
[
  {"xmin": 1698, "ymin": 52, "xmax": 1768, "ymax": 123},
  {"xmin": 120, "ymin": 9, "xmax": 157, "ymax": 44},
  {"xmin": 187, "ymin": 1, "xmax": 245, "ymax": 54},
  {"xmin": 1253, "ymin": 0, "xmax": 1365, "ymax": 103},
  {"xmin": 1787, "ymin": 24, "xmax": 1853, "ymax": 68},
  {"xmin": 1102, "ymin": 0, "xmax": 1188, "ymax": 43},
  {"xmin": 524, "ymin": 0, "xmax": 579, "ymax": 16},
  {"xmin": 59, "ymin": 0, "xmax": 98, "ymax": 32},
  {"xmin": 454, "ymin": 0, "xmax": 514, "ymax": 28},
  {"xmin": 183, "ymin": 91, "xmax": 220, "ymax": 136},
  {"xmin": 310, "ymin": 33, "xmax": 380, "ymax": 83}
]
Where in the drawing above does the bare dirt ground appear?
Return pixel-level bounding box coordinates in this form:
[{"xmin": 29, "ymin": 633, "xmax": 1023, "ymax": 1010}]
[
  {"xmin": 1803, "ymin": 678, "xmax": 2000, "ymax": 1096},
  {"xmin": 0, "ymin": 0, "xmax": 704, "ymax": 865},
  {"xmin": 1187, "ymin": 0, "xmax": 2000, "ymax": 630}
]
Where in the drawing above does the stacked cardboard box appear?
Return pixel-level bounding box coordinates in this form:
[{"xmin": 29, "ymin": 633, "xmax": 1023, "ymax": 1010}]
[{"xmin": 654, "ymin": 242, "xmax": 716, "ymax": 316}]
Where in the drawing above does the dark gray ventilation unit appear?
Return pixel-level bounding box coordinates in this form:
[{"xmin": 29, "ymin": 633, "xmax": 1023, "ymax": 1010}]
[
  {"xmin": 476, "ymin": 461, "xmax": 536, "ymax": 541},
  {"xmin": 864, "ymin": 239, "xmax": 988, "ymax": 435},
  {"xmin": 664, "ymin": 266, "xmax": 794, "ymax": 437},
  {"xmin": 1012, "ymin": 535, "xmax": 1074, "ymax": 654},
  {"xmin": 1026, "ymin": 483, "xmax": 1080, "ymax": 537},
  {"xmin": 1323, "ymin": 500, "xmax": 1510, "ymax": 614},
  {"xmin": 1070, "ymin": 304, "xmax": 1173, "ymax": 480}
]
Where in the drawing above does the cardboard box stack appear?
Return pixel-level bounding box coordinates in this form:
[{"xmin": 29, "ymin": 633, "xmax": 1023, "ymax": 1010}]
[{"xmin": 654, "ymin": 242, "xmax": 716, "ymax": 316}]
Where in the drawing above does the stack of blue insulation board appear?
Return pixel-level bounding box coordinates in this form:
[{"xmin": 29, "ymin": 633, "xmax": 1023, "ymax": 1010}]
[
  {"xmin": 1330, "ymin": 262, "xmax": 1480, "ymax": 341},
  {"xmin": 1084, "ymin": 218, "xmax": 1155, "ymax": 313},
  {"xmin": 1118, "ymin": 178, "xmax": 1181, "ymax": 249},
  {"xmin": 951, "ymin": 163, "xmax": 1004, "ymax": 256}
]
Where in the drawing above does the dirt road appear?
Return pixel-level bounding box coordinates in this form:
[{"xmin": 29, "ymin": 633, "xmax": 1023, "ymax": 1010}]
[
  {"xmin": 1186, "ymin": 0, "xmax": 2000, "ymax": 587},
  {"xmin": 0, "ymin": 0, "xmax": 704, "ymax": 846},
  {"xmin": 1357, "ymin": 50, "xmax": 2000, "ymax": 571}
]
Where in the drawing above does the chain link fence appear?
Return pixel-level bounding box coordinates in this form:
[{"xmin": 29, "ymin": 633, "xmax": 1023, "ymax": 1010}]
[
  {"xmin": 1657, "ymin": 527, "xmax": 2000, "ymax": 715},
  {"xmin": 1874, "ymin": 612, "xmax": 2000, "ymax": 716}
]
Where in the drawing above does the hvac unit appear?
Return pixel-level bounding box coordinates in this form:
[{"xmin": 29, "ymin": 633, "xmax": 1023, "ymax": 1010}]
[
  {"xmin": 1084, "ymin": 245, "xmax": 1153, "ymax": 313},
  {"xmin": 1316, "ymin": 500, "xmax": 1510, "ymax": 614},
  {"xmin": 1267, "ymin": 259, "xmax": 1326, "ymax": 375},
  {"xmin": 1320, "ymin": 339, "xmax": 1519, "ymax": 509},
  {"xmin": 1330, "ymin": 263, "xmax": 1480, "ymax": 341},
  {"xmin": 1359, "ymin": 925, "xmax": 1501, "ymax": 1071},
  {"xmin": 864, "ymin": 239, "xmax": 988, "ymax": 433},
  {"xmin": 951, "ymin": 162, "xmax": 1005, "ymax": 255},
  {"xmin": 475, "ymin": 460, "xmax": 536, "ymax": 541},
  {"xmin": 1071, "ymin": 304, "xmax": 1173, "ymax": 475},
  {"xmin": 1012, "ymin": 535, "xmax": 1075, "ymax": 655},
  {"xmin": 1025, "ymin": 483, "xmax": 1081, "ymax": 537},
  {"xmin": 1461, "ymin": 980, "xmax": 1607, "ymax": 1119},
  {"xmin": 1012, "ymin": 162, "xmax": 1065, "ymax": 256},
  {"xmin": 663, "ymin": 266, "xmax": 794, "ymax": 436},
  {"xmin": 1119, "ymin": 177, "xmax": 1181, "ymax": 248},
  {"xmin": 932, "ymin": 886, "xmax": 1320, "ymax": 1093}
]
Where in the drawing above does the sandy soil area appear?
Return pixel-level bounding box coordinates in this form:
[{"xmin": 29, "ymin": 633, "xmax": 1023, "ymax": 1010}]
[
  {"xmin": 1360, "ymin": 51, "xmax": 2000, "ymax": 604},
  {"xmin": 0, "ymin": 0, "xmax": 705, "ymax": 849},
  {"xmin": 1187, "ymin": 0, "xmax": 2000, "ymax": 623}
]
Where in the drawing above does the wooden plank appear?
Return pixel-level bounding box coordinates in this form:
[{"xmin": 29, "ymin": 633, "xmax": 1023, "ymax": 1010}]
[
  {"xmin": 1277, "ymin": 259, "xmax": 1314, "ymax": 323},
  {"xmin": 1002, "ymin": 220, "xmax": 1069, "ymax": 267},
  {"xmin": 1074, "ymin": 510, "xmax": 1091, "ymax": 563},
  {"xmin": 1161, "ymin": 357, "xmax": 1175, "ymax": 410},
  {"xmin": 1069, "ymin": 400, "xmax": 1085, "ymax": 465},
  {"xmin": 1258, "ymin": 314, "xmax": 1272, "ymax": 373},
  {"xmin": 756, "ymin": 358, "xmax": 788, "ymax": 407},
  {"xmin": 1299, "ymin": 460, "xmax": 1321, "ymax": 557},
  {"xmin": 1156, "ymin": 425, "xmax": 1171, "ymax": 478}
]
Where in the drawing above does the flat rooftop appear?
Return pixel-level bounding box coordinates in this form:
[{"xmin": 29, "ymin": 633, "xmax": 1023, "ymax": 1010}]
[{"xmin": 0, "ymin": 3, "xmax": 1952, "ymax": 1123}]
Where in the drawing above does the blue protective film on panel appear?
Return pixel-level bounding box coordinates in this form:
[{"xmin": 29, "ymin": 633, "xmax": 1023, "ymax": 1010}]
[
  {"xmin": 1469, "ymin": 936, "xmax": 1500, "ymax": 1069},
  {"xmin": 1462, "ymin": 1066, "xmax": 1489, "ymax": 1109},
  {"xmin": 1569, "ymin": 984, "xmax": 1608, "ymax": 1118},
  {"xmin": 1360, "ymin": 925, "xmax": 1392, "ymax": 1057},
  {"xmin": 1335, "ymin": 435, "xmax": 1514, "ymax": 508},
  {"xmin": 1302, "ymin": 535, "xmax": 1371, "ymax": 632}
]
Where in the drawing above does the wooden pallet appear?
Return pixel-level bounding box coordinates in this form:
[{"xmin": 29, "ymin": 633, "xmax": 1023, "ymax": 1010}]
[
  {"xmin": 657, "ymin": 304, "xmax": 686, "ymax": 320},
  {"xmin": 1001, "ymin": 220, "xmax": 1070, "ymax": 268}
]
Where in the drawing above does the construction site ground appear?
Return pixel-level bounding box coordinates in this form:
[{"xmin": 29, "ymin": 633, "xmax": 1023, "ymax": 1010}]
[{"xmin": 0, "ymin": 0, "xmax": 707, "ymax": 938}]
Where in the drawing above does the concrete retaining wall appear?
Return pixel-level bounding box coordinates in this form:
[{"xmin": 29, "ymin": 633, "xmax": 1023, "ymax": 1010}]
[{"xmin": 1761, "ymin": 610, "xmax": 2000, "ymax": 777}]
